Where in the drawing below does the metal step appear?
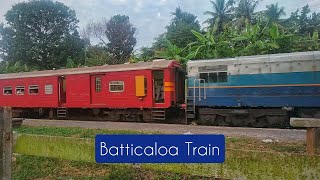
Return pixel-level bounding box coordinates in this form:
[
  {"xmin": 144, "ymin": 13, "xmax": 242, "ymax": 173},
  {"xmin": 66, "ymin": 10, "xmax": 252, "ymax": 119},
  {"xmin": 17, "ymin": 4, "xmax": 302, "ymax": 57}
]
[
  {"xmin": 152, "ymin": 117, "xmax": 166, "ymax": 120},
  {"xmin": 57, "ymin": 107, "xmax": 67, "ymax": 118},
  {"xmin": 151, "ymin": 109, "xmax": 166, "ymax": 121},
  {"xmin": 186, "ymin": 114, "xmax": 195, "ymax": 119}
]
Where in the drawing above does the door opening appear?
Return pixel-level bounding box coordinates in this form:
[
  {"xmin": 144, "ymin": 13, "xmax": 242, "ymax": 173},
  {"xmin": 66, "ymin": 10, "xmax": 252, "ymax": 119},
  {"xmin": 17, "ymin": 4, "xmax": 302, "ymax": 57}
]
[
  {"xmin": 58, "ymin": 76, "xmax": 66, "ymax": 105},
  {"xmin": 153, "ymin": 70, "xmax": 164, "ymax": 103}
]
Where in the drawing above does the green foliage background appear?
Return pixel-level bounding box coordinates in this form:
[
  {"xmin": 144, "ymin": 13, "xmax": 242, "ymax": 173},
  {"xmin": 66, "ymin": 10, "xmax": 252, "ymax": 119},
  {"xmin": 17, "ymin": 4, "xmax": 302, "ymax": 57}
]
[{"xmin": 0, "ymin": 0, "xmax": 320, "ymax": 73}]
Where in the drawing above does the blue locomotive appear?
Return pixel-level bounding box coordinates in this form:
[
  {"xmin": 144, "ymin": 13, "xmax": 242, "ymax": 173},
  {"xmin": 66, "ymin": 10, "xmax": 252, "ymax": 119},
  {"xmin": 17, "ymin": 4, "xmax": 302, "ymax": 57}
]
[{"xmin": 186, "ymin": 51, "xmax": 320, "ymax": 127}]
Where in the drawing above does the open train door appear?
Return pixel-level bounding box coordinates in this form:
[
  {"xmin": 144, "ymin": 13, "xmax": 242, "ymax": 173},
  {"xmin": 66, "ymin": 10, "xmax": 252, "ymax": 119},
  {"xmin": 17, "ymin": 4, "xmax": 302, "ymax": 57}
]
[
  {"xmin": 58, "ymin": 76, "xmax": 66, "ymax": 105},
  {"xmin": 153, "ymin": 70, "xmax": 164, "ymax": 104}
]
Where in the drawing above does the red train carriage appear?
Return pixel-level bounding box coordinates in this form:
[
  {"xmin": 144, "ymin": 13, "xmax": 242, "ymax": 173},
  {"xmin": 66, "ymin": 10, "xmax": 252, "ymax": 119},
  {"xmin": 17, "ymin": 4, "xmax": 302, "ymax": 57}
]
[{"xmin": 0, "ymin": 60, "xmax": 185, "ymax": 122}]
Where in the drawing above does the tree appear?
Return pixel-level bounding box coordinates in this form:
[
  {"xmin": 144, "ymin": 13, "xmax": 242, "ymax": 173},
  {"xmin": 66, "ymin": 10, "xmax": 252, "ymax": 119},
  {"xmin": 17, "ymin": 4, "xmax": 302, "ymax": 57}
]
[
  {"xmin": 204, "ymin": 0, "xmax": 235, "ymax": 33},
  {"xmin": 0, "ymin": 0, "xmax": 85, "ymax": 70},
  {"xmin": 299, "ymin": 5, "xmax": 311, "ymax": 34},
  {"xmin": 82, "ymin": 19, "xmax": 109, "ymax": 47},
  {"xmin": 0, "ymin": 24, "xmax": 8, "ymax": 60},
  {"xmin": 265, "ymin": 3, "xmax": 286, "ymax": 23},
  {"xmin": 158, "ymin": 40, "xmax": 194, "ymax": 64},
  {"xmin": 234, "ymin": 0, "xmax": 260, "ymax": 26},
  {"xmin": 85, "ymin": 45, "xmax": 111, "ymax": 66},
  {"xmin": 105, "ymin": 15, "xmax": 136, "ymax": 64},
  {"xmin": 284, "ymin": 5, "xmax": 320, "ymax": 35},
  {"xmin": 152, "ymin": 33, "xmax": 168, "ymax": 52},
  {"xmin": 188, "ymin": 29, "xmax": 232, "ymax": 59},
  {"xmin": 139, "ymin": 47, "xmax": 155, "ymax": 61},
  {"xmin": 232, "ymin": 22, "xmax": 283, "ymax": 55},
  {"xmin": 166, "ymin": 7, "xmax": 201, "ymax": 48}
]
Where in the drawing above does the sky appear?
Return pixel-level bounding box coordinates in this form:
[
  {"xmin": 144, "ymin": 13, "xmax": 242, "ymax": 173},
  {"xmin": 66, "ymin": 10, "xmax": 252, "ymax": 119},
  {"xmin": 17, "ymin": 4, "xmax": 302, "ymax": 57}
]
[{"xmin": 1, "ymin": 0, "xmax": 320, "ymax": 50}]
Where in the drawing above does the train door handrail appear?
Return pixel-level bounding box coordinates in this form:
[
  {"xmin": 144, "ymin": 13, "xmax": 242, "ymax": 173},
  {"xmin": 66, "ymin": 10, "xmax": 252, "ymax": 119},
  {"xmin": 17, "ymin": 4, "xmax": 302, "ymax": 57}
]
[
  {"xmin": 193, "ymin": 79, "xmax": 207, "ymax": 112},
  {"xmin": 198, "ymin": 79, "xmax": 206, "ymax": 101},
  {"xmin": 58, "ymin": 83, "xmax": 61, "ymax": 104}
]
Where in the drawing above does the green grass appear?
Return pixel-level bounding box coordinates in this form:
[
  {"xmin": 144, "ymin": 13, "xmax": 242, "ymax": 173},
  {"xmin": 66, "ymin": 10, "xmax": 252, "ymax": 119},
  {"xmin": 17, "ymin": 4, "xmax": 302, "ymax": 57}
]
[
  {"xmin": 14, "ymin": 125, "xmax": 147, "ymax": 138},
  {"xmin": 13, "ymin": 155, "xmax": 207, "ymax": 180},
  {"xmin": 14, "ymin": 125, "xmax": 306, "ymax": 154},
  {"xmin": 12, "ymin": 125, "xmax": 320, "ymax": 179}
]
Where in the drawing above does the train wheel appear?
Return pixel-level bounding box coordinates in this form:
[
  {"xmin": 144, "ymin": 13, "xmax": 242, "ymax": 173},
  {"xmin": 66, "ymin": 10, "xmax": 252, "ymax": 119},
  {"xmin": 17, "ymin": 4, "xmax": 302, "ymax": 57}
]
[
  {"xmin": 216, "ymin": 115, "xmax": 229, "ymax": 126},
  {"xmin": 266, "ymin": 115, "xmax": 286, "ymax": 128},
  {"xmin": 254, "ymin": 116, "xmax": 269, "ymax": 128},
  {"xmin": 198, "ymin": 114, "xmax": 216, "ymax": 125}
]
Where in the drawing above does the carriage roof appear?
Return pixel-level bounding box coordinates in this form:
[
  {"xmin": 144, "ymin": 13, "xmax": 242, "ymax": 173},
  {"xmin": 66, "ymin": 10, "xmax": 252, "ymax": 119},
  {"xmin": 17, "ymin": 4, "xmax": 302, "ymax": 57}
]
[
  {"xmin": 0, "ymin": 60, "xmax": 177, "ymax": 80},
  {"xmin": 187, "ymin": 51, "xmax": 320, "ymax": 66}
]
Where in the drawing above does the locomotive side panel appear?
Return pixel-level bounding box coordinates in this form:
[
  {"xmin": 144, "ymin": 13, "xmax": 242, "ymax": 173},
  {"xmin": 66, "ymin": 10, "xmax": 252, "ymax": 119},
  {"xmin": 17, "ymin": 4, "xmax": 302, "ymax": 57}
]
[
  {"xmin": 187, "ymin": 51, "xmax": 320, "ymax": 108},
  {"xmin": 186, "ymin": 51, "xmax": 320, "ymax": 127}
]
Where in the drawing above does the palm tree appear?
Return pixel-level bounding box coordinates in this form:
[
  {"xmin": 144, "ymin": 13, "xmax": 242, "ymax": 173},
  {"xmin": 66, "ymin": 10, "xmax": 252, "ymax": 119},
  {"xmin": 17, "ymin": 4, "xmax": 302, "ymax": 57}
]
[
  {"xmin": 265, "ymin": 3, "xmax": 286, "ymax": 23},
  {"xmin": 204, "ymin": 0, "xmax": 235, "ymax": 33},
  {"xmin": 235, "ymin": 0, "xmax": 260, "ymax": 24}
]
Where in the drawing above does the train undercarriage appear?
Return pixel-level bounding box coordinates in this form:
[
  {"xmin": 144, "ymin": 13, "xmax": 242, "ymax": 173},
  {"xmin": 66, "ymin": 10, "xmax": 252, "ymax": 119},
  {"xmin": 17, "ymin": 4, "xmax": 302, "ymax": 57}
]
[
  {"xmin": 13, "ymin": 107, "xmax": 320, "ymax": 128},
  {"xmin": 13, "ymin": 107, "xmax": 184, "ymax": 124},
  {"xmin": 196, "ymin": 107, "xmax": 320, "ymax": 128}
]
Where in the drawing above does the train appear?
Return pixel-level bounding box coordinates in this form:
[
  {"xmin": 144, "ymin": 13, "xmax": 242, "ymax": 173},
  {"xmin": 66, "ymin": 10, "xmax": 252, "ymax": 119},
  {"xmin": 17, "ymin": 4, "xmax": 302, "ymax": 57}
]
[{"xmin": 0, "ymin": 51, "xmax": 319, "ymax": 128}]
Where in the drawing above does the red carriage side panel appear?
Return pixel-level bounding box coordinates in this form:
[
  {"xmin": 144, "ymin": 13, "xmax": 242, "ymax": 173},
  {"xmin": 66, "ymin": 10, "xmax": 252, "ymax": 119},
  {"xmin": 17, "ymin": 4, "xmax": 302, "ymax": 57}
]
[
  {"xmin": 0, "ymin": 76, "xmax": 59, "ymax": 107},
  {"xmin": 64, "ymin": 69, "xmax": 154, "ymax": 109},
  {"xmin": 65, "ymin": 74, "xmax": 91, "ymax": 108},
  {"xmin": 0, "ymin": 60, "xmax": 183, "ymax": 111},
  {"xmin": 103, "ymin": 70, "xmax": 153, "ymax": 108}
]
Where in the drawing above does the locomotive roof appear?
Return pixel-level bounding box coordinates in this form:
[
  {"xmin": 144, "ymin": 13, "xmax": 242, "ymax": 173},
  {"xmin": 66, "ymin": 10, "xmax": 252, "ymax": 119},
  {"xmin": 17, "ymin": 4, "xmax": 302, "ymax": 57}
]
[
  {"xmin": 0, "ymin": 60, "xmax": 177, "ymax": 80},
  {"xmin": 187, "ymin": 51, "xmax": 320, "ymax": 65}
]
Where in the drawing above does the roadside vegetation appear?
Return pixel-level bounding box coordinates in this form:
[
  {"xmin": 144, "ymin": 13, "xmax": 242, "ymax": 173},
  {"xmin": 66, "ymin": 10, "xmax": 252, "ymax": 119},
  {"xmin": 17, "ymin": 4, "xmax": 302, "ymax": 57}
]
[
  {"xmin": 14, "ymin": 155, "xmax": 208, "ymax": 180},
  {"xmin": 13, "ymin": 125, "xmax": 320, "ymax": 179},
  {"xmin": 1, "ymin": 0, "xmax": 320, "ymax": 73},
  {"xmin": 14, "ymin": 125, "xmax": 305, "ymax": 155}
]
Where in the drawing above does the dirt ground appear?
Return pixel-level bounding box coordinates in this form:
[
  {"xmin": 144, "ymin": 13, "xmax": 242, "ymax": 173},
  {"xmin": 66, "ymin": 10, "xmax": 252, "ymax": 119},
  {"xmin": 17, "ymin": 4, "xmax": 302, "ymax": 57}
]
[{"xmin": 22, "ymin": 119, "xmax": 306, "ymax": 142}]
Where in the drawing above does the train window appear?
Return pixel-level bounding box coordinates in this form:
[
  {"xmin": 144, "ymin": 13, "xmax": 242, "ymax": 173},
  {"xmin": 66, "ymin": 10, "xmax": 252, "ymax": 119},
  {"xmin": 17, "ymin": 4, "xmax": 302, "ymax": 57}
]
[
  {"xmin": 109, "ymin": 81, "xmax": 124, "ymax": 92},
  {"xmin": 218, "ymin": 72, "xmax": 228, "ymax": 82},
  {"xmin": 45, "ymin": 84, "xmax": 53, "ymax": 94},
  {"xmin": 16, "ymin": 86, "xmax": 25, "ymax": 95},
  {"xmin": 29, "ymin": 85, "xmax": 39, "ymax": 94},
  {"xmin": 208, "ymin": 73, "xmax": 218, "ymax": 83},
  {"xmin": 199, "ymin": 72, "xmax": 227, "ymax": 83},
  {"xmin": 3, "ymin": 87, "xmax": 12, "ymax": 95},
  {"xmin": 199, "ymin": 73, "xmax": 209, "ymax": 83},
  {"xmin": 95, "ymin": 77, "xmax": 102, "ymax": 92}
]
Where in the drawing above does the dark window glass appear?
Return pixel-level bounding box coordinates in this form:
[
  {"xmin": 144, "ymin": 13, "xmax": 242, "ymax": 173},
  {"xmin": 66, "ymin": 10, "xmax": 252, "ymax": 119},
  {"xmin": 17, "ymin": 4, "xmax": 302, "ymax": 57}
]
[
  {"xmin": 29, "ymin": 85, "xmax": 39, "ymax": 94},
  {"xmin": 199, "ymin": 72, "xmax": 227, "ymax": 83},
  {"xmin": 16, "ymin": 86, "xmax": 25, "ymax": 95},
  {"xmin": 208, "ymin": 73, "xmax": 218, "ymax": 83},
  {"xmin": 218, "ymin": 72, "xmax": 228, "ymax": 82},
  {"xmin": 199, "ymin": 73, "xmax": 208, "ymax": 83},
  {"xmin": 3, "ymin": 87, "xmax": 12, "ymax": 95}
]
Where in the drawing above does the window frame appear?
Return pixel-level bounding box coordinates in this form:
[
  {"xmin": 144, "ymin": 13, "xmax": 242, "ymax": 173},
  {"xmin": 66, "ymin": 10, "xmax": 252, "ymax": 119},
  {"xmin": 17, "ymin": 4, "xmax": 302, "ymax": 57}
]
[
  {"xmin": 95, "ymin": 77, "xmax": 102, "ymax": 92},
  {"xmin": 29, "ymin": 85, "xmax": 39, "ymax": 95},
  {"xmin": 109, "ymin": 81, "xmax": 125, "ymax": 92},
  {"xmin": 199, "ymin": 71, "xmax": 228, "ymax": 83},
  {"xmin": 15, "ymin": 86, "xmax": 25, "ymax": 95},
  {"xmin": 3, "ymin": 86, "xmax": 13, "ymax": 95}
]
